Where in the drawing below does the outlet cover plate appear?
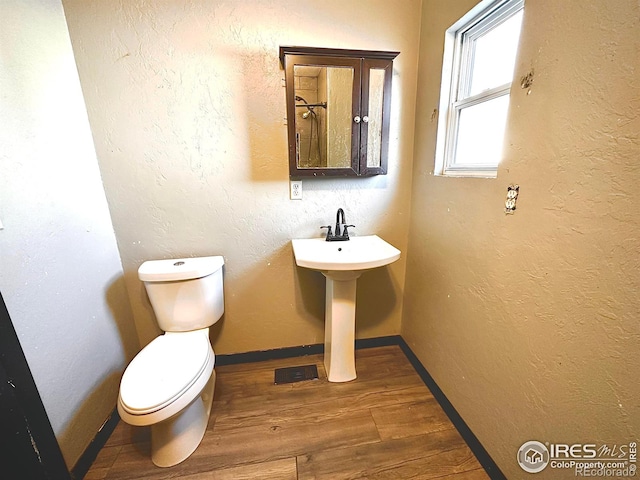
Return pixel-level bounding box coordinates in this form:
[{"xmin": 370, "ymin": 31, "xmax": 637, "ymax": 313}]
[{"xmin": 290, "ymin": 180, "xmax": 302, "ymax": 200}]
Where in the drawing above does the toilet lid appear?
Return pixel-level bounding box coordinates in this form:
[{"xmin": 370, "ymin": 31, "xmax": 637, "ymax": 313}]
[{"xmin": 119, "ymin": 331, "xmax": 212, "ymax": 415}]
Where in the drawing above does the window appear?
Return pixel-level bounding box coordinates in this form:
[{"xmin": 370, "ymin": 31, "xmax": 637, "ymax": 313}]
[{"xmin": 435, "ymin": 0, "xmax": 524, "ymax": 177}]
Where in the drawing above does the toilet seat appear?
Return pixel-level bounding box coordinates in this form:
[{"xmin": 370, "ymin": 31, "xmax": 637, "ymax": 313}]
[{"xmin": 119, "ymin": 331, "xmax": 213, "ymax": 416}]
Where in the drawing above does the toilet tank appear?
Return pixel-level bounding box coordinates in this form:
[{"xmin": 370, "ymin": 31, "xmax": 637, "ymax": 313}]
[{"xmin": 138, "ymin": 256, "xmax": 224, "ymax": 332}]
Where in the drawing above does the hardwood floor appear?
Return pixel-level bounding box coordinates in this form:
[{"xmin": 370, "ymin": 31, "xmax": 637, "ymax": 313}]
[{"xmin": 86, "ymin": 346, "xmax": 489, "ymax": 480}]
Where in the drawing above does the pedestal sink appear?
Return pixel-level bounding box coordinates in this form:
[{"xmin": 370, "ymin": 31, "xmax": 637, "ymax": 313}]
[{"xmin": 291, "ymin": 235, "xmax": 400, "ymax": 382}]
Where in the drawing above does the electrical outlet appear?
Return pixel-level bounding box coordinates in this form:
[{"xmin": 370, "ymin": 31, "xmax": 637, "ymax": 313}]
[
  {"xmin": 505, "ymin": 185, "xmax": 519, "ymax": 214},
  {"xmin": 290, "ymin": 180, "xmax": 302, "ymax": 200}
]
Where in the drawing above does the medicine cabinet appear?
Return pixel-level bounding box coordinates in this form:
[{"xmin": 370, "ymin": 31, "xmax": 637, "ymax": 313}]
[{"xmin": 280, "ymin": 46, "xmax": 399, "ymax": 177}]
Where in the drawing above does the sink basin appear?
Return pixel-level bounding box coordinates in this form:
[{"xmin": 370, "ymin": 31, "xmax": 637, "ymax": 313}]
[
  {"xmin": 291, "ymin": 235, "xmax": 400, "ymax": 271},
  {"xmin": 292, "ymin": 234, "xmax": 401, "ymax": 382}
]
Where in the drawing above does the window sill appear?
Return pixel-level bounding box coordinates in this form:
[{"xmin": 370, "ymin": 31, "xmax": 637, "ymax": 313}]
[{"xmin": 436, "ymin": 169, "xmax": 498, "ymax": 179}]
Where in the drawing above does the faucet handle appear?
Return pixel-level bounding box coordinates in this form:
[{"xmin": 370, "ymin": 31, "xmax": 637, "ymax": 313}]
[
  {"xmin": 320, "ymin": 225, "xmax": 333, "ymax": 238},
  {"xmin": 342, "ymin": 224, "xmax": 355, "ymax": 238}
]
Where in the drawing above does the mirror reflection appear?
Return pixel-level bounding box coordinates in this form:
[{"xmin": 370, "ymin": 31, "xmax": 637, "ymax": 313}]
[
  {"xmin": 293, "ymin": 65, "xmax": 354, "ymax": 169},
  {"xmin": 366, "ymin": 68, "xmax": 385, "ymax": 168}
]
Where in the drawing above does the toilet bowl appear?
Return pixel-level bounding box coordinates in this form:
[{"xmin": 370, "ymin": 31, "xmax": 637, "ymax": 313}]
[{"xmin": 117, "ymin": 256, "xmax": 224, "ymax": 467}]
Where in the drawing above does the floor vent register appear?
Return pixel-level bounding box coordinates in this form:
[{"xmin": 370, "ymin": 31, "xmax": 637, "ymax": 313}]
[{"xmin": 274, "ymin": 364, "xmax": 319, "ymax": 384}]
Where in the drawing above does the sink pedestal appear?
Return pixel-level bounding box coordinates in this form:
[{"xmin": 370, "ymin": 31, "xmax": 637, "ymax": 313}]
[
  {"xmin": 322, "ymin": 270, "xmax": 362, "ymax": 382},
  {"xmin": 291, "ymin": 235, "xmax": 401, "ymax": 383}
]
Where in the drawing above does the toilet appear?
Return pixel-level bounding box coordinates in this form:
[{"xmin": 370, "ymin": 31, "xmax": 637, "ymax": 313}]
[{"xmin": 117, "ymin": 256, "xmax": 224, "ymax": 467}]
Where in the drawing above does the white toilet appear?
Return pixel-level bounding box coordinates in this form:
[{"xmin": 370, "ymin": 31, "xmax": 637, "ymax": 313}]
[{"xmin": 117, "ymin": 256, "xmax": 224, "ymax": 467}]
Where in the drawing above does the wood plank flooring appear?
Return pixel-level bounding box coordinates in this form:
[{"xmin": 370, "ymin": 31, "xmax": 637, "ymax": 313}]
[{"xmin": 86, "ymin": 345, "xmax": 489, "ymax": 480}]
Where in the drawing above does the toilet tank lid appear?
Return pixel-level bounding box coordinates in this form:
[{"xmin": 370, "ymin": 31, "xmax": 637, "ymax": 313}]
[{"xmin": 138, "ymin": 256, "xmax": 224, "ymax": 282}]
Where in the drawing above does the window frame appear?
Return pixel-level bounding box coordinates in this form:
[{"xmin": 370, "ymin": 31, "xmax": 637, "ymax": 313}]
[{"xmin": 434, "ymin": 0, "xmax": 524, "ymax": 178}]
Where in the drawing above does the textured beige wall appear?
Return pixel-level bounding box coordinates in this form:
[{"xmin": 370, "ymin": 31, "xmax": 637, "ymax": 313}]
[
  {"xmin": 405, "ymin": 0, "xmax": 640, "ymax": 478},
  {"xmin": 0, "ymin": 0, "xmax": 137, "ymax": 467},
  {"xmin": 62, "ymin": 0, "xmax": 421, "ymax": 354}
]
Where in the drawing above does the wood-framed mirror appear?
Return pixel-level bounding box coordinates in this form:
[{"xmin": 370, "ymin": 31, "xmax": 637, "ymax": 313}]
[{"xmin": 280, "ymin": 46, "xmax": 399, "ymax": 177}]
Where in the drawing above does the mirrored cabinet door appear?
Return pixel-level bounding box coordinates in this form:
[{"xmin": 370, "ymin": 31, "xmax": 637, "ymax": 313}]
[
  {"xmin": 280, "ymin": 47, "xmax": 399, "ymax": 177},
  {"xmin": 289, "ymin": 56, "xmax": 361, "ymax": 174},
  {"xmin": 360, "ymin": 58, "xmax": 394, "ymax": 176}
]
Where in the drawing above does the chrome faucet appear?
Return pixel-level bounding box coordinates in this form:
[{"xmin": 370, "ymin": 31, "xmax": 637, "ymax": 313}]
[{"xmin": 321, "ymin": 208, "xmax": 354, "ymax": 241}]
